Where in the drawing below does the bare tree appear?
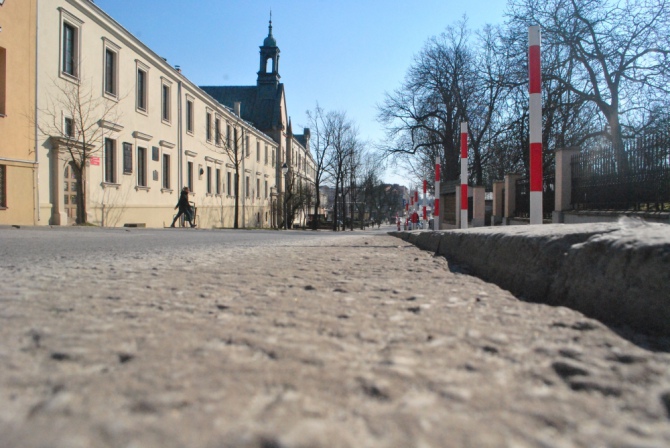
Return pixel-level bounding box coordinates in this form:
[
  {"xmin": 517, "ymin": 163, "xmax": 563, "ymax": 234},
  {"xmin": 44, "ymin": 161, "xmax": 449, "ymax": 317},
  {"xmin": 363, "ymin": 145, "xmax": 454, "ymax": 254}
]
[
  {"xmin": 214, "ymin": 117, "xmax": 246, "ymax": 228},
  {"xmin": 480, "ymin": 21, "xmax": 598, "ymax": 184},
  {"xmin": 306, "ymin": 104, "xmax": 332, "ymax": 230},
  {"xmin": 357, "ymin": 152, "xmax": 385, "ymax": 226},
  {"xmin": 377, "ymin": 19, "xmax": 472, "ymax": 183},
  {"xmin": 286, "ymin": 177, "xmax": 315, "ymax": 228},
  {"xmin": 324, "ymin": 111, "xmax": 358, "ymax": 231},
  {"xmin": 509, "ymin": 0, "xmax": 670, "ymax": 168},
  {"xmin": 38, "ymin": 77, "xmax": 121, "ymax": 224}
]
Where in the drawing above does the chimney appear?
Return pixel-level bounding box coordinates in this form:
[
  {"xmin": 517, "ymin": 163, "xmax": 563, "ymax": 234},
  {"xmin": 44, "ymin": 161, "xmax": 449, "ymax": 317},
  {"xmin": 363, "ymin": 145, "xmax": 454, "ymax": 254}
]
[{"xmin": 234, "ymin": 102, "xmax": 241, "ymax": 117}]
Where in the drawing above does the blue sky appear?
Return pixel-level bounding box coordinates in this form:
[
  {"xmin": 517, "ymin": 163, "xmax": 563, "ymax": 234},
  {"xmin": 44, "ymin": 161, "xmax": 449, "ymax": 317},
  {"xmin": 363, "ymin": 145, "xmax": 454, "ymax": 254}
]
[{"xmin": 94, "ymin": 0, "xmax": 509, "ymax": 184}]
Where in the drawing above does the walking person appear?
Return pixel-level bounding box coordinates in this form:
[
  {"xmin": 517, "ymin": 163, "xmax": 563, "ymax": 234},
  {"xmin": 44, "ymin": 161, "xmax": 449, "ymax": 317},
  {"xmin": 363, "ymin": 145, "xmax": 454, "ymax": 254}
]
[
  {"xmin": 411, "ymin": 210, "xmax": 419, "ymax": 230},
  {"xmin": 170, "ymin": 187, "xmax": 196, "ymax": 228}
]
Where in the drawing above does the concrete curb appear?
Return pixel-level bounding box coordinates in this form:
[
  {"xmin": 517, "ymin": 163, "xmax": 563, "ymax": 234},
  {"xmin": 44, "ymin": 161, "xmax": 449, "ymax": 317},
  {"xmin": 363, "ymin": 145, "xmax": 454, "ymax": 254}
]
[{"xmin": 390, "ymin": 219, "xmax": 670, "ymax": 337}]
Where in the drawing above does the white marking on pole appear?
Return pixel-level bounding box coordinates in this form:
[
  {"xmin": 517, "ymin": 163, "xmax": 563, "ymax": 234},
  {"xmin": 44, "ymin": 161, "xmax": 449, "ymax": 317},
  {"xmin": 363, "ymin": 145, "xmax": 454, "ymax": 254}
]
[{"xmin": 529, "ymin": 189, "xmax": 543, "ymax": 223}]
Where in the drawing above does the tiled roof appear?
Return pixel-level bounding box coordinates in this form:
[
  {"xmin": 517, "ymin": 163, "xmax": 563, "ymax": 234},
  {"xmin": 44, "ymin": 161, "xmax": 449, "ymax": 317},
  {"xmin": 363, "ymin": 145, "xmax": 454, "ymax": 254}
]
[{"xmin": 200, "ymin": 85, "xmax": 283, "ymax": 133}]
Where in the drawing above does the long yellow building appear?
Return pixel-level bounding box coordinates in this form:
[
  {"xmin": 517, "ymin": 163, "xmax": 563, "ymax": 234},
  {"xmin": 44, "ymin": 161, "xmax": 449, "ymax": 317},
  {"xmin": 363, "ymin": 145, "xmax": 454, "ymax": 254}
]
[{"xmin": 1, "ymin": 0, "xmax": 315, "ymax": 229}]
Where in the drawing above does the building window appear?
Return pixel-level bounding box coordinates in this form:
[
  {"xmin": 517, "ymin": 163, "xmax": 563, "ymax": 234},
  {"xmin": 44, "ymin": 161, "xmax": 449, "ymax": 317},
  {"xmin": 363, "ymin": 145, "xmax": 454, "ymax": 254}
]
[
  {"xmin": 246, "ymin": 136, "xmax": 250, "ymax": 157},
  {"xmin": 206, "ymin": 166, "xmax": 212, "ymax": 194},
  {"xmin": 137, "ymin": 69, "xmax": 147, "ymax": 111},
  {"xmin": 226, "ymin": 124, "xmax": 231, "ymax": 148},
  {"xmin": 186, "ymin": 100, "xmax": 194, "ymax": 133},
  {"xmin": 123, "ymin": 142, "xmax": 132, "ymax": 174},
  {"xmin": 216, "ymin": 168, "xmax": 221, "ymax": 194},
  {"xmin": 162, "ymin": 83, "xmax": 171, "ymax": 122},
  {"xmin": 104, "ymin": 48, "xmax": 117, "ymax": 96},
  {"xmin": 264, "ymin": 180, "xmax": 268, "ymax": 199},
  {"xmin": 264, "ymin": 145, "xmax": 268, "ymax": 165},
  {"xmin": 0, "ymin": 47, "xmax": 6, "ymax": 116},
  {"xmin": 137, "ymin": 147, "xmax": 147, "ymax": 187},
  {"xmin": 257, "ymin": 142, "xmax": 261, "ymax": 162},
  {"xmin": 215, "ymin": 117, "xmax": 221, "ymax": 145},
  {"xmin": 162, "ymin": 154, "xmax": 170, "ymax": 189},
  {"xmin": 62, "ymin": 23, "xmax": 78, "ymax": 78},
  {"xmin": 0, "ymin": 164, "xmax": 6, "ymax": 208},
  {"xmin": 104, "ymin": 138, "xmax": 116, "ymax": 183},
  {"xmin": 63, "ymin": 117, "xmax": 74, "ymax": 138},
  {"xmin": 272, "ymin": 149, "xmax": 275, "ymax": 166},
  {"xmin": 256, "ymin": 178, "xmax": 260, "ymax": 198},
  {"xmin": 227, "ymin": 172, "xmax": 232, "ymax": 196},
  {"xmin": 206, "ymin": 111, "xmax": 212, "ymax": 141},
  {"xmin": 187, "ymin": 161, "xmax": 193, "ymax": 191},
  {"xmin": 246, "ymin": 176, "xmax": 250, "ymax": 198}
]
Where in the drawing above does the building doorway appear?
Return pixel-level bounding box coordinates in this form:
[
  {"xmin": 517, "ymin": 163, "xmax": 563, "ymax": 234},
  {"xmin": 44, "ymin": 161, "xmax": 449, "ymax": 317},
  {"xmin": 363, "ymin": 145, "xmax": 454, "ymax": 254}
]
[{"xmin": 63, "ymin": 162, "xmax": 78, "ymax": 224}]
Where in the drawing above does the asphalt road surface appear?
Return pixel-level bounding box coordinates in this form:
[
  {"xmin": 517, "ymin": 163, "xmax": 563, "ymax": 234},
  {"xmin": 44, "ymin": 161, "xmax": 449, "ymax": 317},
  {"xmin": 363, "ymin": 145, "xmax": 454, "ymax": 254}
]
[{"xmin": 1, "ymin": 226, "xmax": 669, "ymax": 447}]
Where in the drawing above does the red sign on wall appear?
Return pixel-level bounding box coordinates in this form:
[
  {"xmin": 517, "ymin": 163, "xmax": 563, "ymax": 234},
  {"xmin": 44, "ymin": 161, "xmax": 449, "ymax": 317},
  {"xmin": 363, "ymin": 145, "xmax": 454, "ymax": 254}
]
[{"xmin": 90, "ymin": 157, "xmax": 100, "ymax": 166}]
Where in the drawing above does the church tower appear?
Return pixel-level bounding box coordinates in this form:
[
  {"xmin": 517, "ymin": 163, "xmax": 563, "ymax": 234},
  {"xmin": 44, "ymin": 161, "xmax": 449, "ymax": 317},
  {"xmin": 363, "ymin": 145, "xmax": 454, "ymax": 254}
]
[{"xmin": 257, "ymin": 18, "xmax": 280, "ymax": 89}]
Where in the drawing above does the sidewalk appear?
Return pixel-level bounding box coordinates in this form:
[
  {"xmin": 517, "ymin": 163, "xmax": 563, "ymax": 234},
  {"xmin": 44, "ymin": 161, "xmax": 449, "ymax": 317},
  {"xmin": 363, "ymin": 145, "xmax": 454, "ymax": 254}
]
[{"xmin": 1, "ymin": 231, "xmax": 669, "ymax": 447}]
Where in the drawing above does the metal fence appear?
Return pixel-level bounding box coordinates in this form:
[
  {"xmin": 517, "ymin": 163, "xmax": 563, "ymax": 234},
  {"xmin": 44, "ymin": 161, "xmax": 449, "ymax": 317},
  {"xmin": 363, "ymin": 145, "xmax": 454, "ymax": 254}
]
[
  {"xmin": 571, "ymin": 132, "xmax": 670, "ymax": 211},
  {"xmin": 514, "ymin": 175, "xmax": 555, "ymax": 219}
]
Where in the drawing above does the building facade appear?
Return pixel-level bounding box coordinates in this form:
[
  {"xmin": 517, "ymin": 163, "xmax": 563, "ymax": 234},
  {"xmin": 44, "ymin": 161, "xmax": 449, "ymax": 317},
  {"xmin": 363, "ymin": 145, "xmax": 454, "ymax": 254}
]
[
  {"xmin": 33, "ymin": 0, "xmax": 310, "ymax": 229},
  {"xmin": 201, "ymin": 20, "xmax": 316, "ymax": 228},
  {"xmin": 0, "ymin": 0, "xmax": 38, "ymax": 226}
]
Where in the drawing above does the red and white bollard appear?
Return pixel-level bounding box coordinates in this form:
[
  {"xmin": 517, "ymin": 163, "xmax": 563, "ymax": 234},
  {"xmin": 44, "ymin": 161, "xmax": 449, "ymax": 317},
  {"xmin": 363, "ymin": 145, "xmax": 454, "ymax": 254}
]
[
  {"xmin": 423, "ymin": 179, "xmax": 427, "ymax": 222},
  {"xmin": 529, "ymin": 25, "xmax": 543, "ymax": 225},
  {"xmin": 460, "ymin": 122, "xmax": 468, "ymax": 229}
]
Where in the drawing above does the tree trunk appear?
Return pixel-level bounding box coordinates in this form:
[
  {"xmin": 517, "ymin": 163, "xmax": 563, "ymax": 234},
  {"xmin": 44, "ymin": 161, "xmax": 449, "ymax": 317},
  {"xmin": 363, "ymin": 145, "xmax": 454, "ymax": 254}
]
[
  {"xmin": 443, "ymin": 140, "xmax": 459, "ymax": 181},
  {"xmin": 341, "ymin": 178, "xmax": 347, "ymax": 231},
  {"xmin": 312, "ymin": 180, "xmax": 320, "ymax": 230},
  {"xmin": 333, "ymin": 181, "xmax": 339, "ymax": 232},
  {"xmin": 74, "ymin": 162, "xmax": 86, "ymax": 225},
  {"xmin": 608, "ymin": 113, "xmax": 628, "ymax": 173},
  {"xmin": 234, "ymin": 171, "xmax": 239, "ymax": 229}
]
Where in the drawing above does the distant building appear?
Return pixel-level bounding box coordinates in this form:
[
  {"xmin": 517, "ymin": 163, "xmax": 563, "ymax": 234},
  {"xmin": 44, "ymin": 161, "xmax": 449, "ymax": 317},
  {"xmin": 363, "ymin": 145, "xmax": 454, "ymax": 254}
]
[
  {"xmin": 201, "ymin": 20, "xmax": 315, "ymax": 227},
  {"xmin": 0, "ymin": 0, "xmax": 38, "ymax": 225}
]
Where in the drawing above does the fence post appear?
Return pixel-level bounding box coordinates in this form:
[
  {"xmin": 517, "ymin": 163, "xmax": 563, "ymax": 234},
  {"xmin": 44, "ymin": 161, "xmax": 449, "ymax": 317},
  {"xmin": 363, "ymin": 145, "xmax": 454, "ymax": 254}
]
[
  {"xmin": 472, "ymin": 186, "xmax": 486, "ymax": 227},
  {"xmin": 504, "ymin": 174, "xmax": 522, "ymax": 225},
  {"xmin": 552, "ymin": 146, "xmax": 580, "ymax": 223},
  {"xmin": 434, "ymin": 160, "xmax": 441, "ymax": 230},
  {"xmin": 492, "ymin": 181, "xmax": 504, "ymax": 225}
]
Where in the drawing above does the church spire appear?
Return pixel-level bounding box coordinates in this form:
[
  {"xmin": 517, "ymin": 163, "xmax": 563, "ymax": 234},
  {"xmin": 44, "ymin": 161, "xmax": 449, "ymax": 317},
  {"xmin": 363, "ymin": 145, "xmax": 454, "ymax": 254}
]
[
  {"xmin": 263, "ymin": 13, "xmax": 277, "ymax": 48},
  {"xmin": 258, "ymin": 17, "xmax": 280, "ymax": 87}
]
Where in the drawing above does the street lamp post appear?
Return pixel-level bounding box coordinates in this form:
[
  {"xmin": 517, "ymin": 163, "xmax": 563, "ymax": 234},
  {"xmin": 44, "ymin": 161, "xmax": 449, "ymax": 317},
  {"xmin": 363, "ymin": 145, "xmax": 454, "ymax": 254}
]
[
  {"xmin": 269, "ymin": 186, "xmax": 277, "ymax": 228},
  {"xmin": 282, "ymin": 162, "xmax": 288, "ymax": 230}
]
